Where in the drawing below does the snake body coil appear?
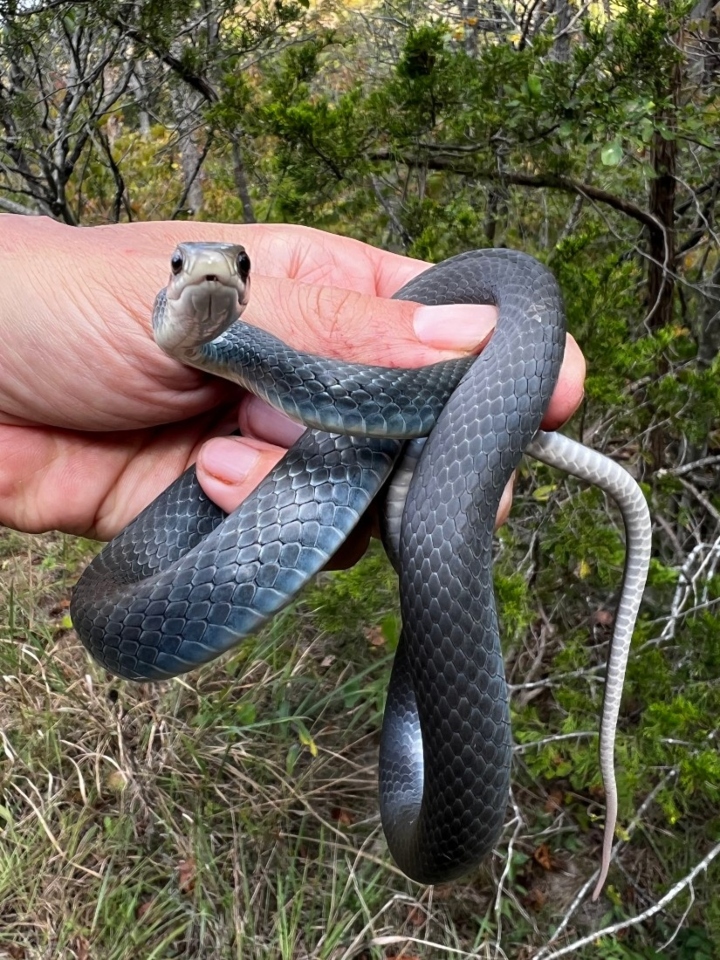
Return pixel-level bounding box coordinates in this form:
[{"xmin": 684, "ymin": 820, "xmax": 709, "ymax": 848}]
[{"xmin": 71, "ymin": 244, "xmax": 650, "ymax": 895}]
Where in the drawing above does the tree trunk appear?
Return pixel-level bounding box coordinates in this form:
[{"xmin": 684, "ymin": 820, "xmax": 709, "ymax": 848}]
[
  {"xmin": 232, "ymin": 138, "xmax": 256, "ymax": 223},
  {"xmin": 171, "ymin": 85, "xmax": 205, "ymax": 217},
  {"xmin": 461, "ymin": 0, "xmax": 479, "ymax": 56},
  {"xmin": 646, "ymin": 2, "xmax": 680, "ymax": 333},
  {"xmin": 551, "ymin": 0, "xmax": 574, "ymax": 63},
  {"xmin": 646, "ymin": 125, "xmax": 676, "ymax": 331}
]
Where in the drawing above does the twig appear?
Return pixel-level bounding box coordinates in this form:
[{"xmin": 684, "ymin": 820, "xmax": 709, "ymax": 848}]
[
  {"xmin": 675, "ymin": 477, "xmax": 720, "ymax": 524},
  {"xmin": 509, "ymin": 664, "xmax": 605, "ymax": 692},
  {"xmin": 656, "ymin": 455, "xmax": 720, "ymax": 478},
  {"xmin": 536, "ymin": 841, "xmax": 720, "ymax": 960},
  {"xmin": 514, "ymin": 731, "xmax": 595, "ymax": 752},
  {"xmin": 638, "ymin": 534, "xmax": 720, "ymax": 649},
  {"xmin": 494, "ymin": 787, "xmax": 526, "ymax": 956}
]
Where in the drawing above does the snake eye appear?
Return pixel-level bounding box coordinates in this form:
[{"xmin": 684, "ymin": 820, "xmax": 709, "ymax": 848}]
[
  {"xmin": 170, "ymin": 250, "xmax": 184, "ymax": 275},
  {"xmin": 236, "ymin": 250, "xmax": 251, "ymax": 282}
]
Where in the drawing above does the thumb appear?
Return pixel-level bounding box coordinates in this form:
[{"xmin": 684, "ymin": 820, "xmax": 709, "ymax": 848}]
[
  {"xmin": 247, "ymin": 274, "xmax": 498, "ymax": 367},
  {"xmin": 195, "ymin": 283, "xmax": 497, "ymax": 512}
]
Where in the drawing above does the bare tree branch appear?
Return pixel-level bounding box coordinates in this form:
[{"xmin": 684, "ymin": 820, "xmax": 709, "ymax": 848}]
[
  {"xmin": 368, "ymin": 148, "xmax": 665, "ymax": 238},
  {"xmin": 0, "ymin": 195, "xmax": 42, "ymax": 214}
]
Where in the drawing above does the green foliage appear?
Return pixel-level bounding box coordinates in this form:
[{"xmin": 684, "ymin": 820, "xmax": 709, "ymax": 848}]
[
  {"xmin": 302, "ymin": 544, "xmax": 398, "ymax": 640},
  {"xmin": 1, "ymin": 0, "xmax": 720, "ymax": 954}
]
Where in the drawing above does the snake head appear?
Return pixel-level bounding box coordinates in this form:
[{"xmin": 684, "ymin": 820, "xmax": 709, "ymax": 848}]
[{"xmin": 153, "ymin": 241, "xmax": 251, "ymax": 355}]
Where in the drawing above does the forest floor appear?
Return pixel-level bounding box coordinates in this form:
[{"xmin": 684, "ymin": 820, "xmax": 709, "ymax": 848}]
[{"xmin": 0, "ymin": 525, "xmax": 715, "ymax": 960}]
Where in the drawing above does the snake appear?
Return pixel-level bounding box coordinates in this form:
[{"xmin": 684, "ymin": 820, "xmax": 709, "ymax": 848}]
[{"xmin": 71, "ymin": 242, "xmax": 651, "ymax": 899}]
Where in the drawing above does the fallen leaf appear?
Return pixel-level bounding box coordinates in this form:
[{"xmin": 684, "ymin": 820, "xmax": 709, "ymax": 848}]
[
  {"xmin": 75, "ymin": 937, "xmax": 90, "ymax": 960},
  {"xmin": 544, "ymin": 788, "xmax": 564, "ymax": 813},
  {"xmin": 136, "ymin": 899, "xmax": 153, "ymax": 920},
  {"xmin": 330, "ymin": 806, "xmax": 355, "ymax": 825},
  {"xmin": 523, "ymin": 887, "xmax": 547, "ymax": 911},
  {"xmin": 177, "ymin": 858, "xmax": 196, "ymax": 894},
  {"xmin": 533, "ymin": 843, "xmax": 553, "ymax": 871},
  {"xmin": 592, "ymin": 609, "xmax": 614, "ymax": 627},
  {"xmin": 576, "ymin": 559, "xmax": 591, "ymax": 579},
  {"xmin": 297, "ymin": 725, "xmax": 318, "ymax": 757},
  {"xmin": 365, "ymin": 626, "xmax": 385, "ymax": 647},
  {"xmin": 406, "ymin": 905, "xmax": 426, "ymax": 927}
]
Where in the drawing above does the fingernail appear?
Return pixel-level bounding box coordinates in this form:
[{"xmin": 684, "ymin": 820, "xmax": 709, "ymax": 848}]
[
  {"xmin": 203, "ymin": 437, "xmax": 261, "ymax": 485},
  {"xmin": 414, "ymin": 304, "xmax": 497, "ymax": 350}
]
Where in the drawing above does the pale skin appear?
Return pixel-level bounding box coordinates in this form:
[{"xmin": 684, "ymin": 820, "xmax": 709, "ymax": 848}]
[{"xmin": 0, "ymin": 215, "xmax": 586, "ymax": 564}]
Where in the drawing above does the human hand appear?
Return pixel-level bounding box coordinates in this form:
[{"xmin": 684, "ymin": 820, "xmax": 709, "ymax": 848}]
[{"xmin": 0, "ymin": 215, "xmax": 585, "ymax": 558}]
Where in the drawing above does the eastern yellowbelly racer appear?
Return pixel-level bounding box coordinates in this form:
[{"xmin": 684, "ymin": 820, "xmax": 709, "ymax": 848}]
[{"xmin": 71, "ymin": 242, "xmax": 651, "ymax": 899}]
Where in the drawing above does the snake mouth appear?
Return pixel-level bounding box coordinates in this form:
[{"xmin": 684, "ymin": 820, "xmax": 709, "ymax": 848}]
[
  {"xmin": 172, "ymin": 272, "xmax": 240, "ymax": 297},
  {"xmin": 194, "ymin": 274, "xmax": 248, "ymax": 314}
]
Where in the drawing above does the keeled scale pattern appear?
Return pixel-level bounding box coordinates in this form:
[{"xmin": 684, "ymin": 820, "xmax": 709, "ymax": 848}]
[{"xmin": 72, "ymin": 247, "xmax": 565, "ymax": 883}]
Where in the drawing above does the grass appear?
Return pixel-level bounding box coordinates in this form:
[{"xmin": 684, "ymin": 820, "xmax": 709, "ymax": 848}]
[{"xmin": 0, "ymin": 511, "xmax": 718, "ymax": 959}]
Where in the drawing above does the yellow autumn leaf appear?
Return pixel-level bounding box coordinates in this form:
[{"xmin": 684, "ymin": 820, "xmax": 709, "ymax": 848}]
[
  {"xmin": 298, "ymin": 728, "xmax": 318, "ymax": 757},
  {"xmin": 576, "ymin": 559, "xmax": 592, "ymax": 579}
]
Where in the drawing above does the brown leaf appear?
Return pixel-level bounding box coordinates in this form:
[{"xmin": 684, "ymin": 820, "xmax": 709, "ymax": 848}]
[
  {"xmin": 532, "ymin": 843, "xmax": 554, "ymax": 871},
  {"xmin": 177, "ymin": 858, "xmax": 196, "ymax": 894},
  {"xmin": 7, "ymin": 946, "xmax": 26, "ymax": 959},
  {"xmin": 591, "ymin": 609, "xmax": 614, "ymax": 627},
  {"xmin": 75, "ymin": 936, "xmax": 91, "ymax": 960},
  {"xmin": 330, "ymin": 806, "xmax": 355, "ymax": 825},
  {"xmin": 522, "ymin": 886, "xmax": 547, "ymax": 911},
  {"xmin": 365, "ymin": 626, "xmax": 386, "ymax": 647},
  {"xmin": 405, "ymin": 905, "xmax": 426, "ymax": 927},
  {"xmin": 136, "ymin": 899, "xmax": 153, "ymax": 920},
  {"xmin": 544, "ymin": 788, "xmax": 564, "ymax": 813}
]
